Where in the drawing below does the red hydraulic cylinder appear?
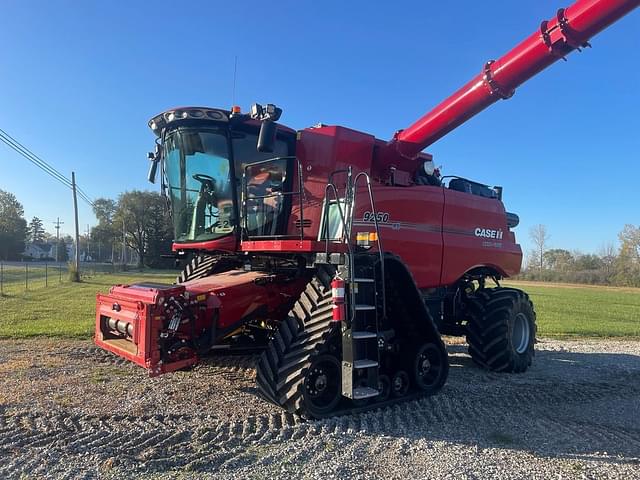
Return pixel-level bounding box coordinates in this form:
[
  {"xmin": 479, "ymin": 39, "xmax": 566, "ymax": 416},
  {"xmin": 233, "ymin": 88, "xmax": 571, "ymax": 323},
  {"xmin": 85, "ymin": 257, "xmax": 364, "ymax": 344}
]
[{"xmin": 392, "ymin": 0, "xmax": 639, "ymax": 158}]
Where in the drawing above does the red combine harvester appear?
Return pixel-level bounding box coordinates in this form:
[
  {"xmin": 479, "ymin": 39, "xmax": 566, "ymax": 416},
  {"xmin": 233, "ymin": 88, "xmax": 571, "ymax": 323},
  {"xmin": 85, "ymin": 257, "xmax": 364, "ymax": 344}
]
[{"xmin": 95, "ymin": 0, "xmax": 638, "ymax": 417}]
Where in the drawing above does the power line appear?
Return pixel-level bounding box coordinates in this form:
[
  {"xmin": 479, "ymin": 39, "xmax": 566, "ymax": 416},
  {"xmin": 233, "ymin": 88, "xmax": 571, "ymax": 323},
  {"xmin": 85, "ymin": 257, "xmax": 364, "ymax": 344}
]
[
  {"xmin": 0, "ymin": 128, "xmax": 95, "ymax": 206},
  {"xmin": 0, "ymin": 128, "xmax": 95, "ymax": 207},
  {"xmin": 0, "ymin": 130, "xmax": 72, "ymax": 188}
]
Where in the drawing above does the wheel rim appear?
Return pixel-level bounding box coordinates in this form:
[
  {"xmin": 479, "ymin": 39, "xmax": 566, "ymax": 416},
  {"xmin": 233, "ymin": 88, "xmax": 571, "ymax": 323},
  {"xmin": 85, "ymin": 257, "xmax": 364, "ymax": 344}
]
[
  {"xmin": 303, "ymin": 355, "xmax": 341, "ymax": 414},
  {"xmin": 512, "ymin": 312, "xmax": 531, "ymax": 354},
  {"xmin": 391, "ymin": 370, "xmax": 409, "ymax": 397},
  {"xmin": 414, "ymin": 343, "xmax": 443, "ymax": 390}
]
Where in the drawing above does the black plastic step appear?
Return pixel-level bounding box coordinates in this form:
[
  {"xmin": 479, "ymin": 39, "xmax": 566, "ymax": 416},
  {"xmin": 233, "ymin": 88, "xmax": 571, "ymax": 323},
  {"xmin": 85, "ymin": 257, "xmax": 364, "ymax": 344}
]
[
  {"xmin": 352, "ymin": 278, "xmax": 374, "ymax": 283},
  {"xmin": 352, "ymin": 387, "xmax": 379, "ymax": 400},
  {"xmin": 354, "ymin": 304, "xmax": 375, "ymax": 311},
  {"xmin": 353, "ymin": 359, "xmax": 378, "ymax": 369},
  {"xmin": 352, "ymin": 331, "xmax": 377, "ymax": 339}
]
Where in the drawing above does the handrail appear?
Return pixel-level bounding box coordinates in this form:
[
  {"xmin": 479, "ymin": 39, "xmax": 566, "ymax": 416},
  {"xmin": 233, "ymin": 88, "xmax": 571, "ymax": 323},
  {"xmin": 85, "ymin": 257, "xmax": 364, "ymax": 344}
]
[
  {"xmin": 321, "ymin": 166, "xmax": 387, "ymax": 324},
  {"xmin": 352, "ymin": 171, "xmax": 387, "ymax": 319}
]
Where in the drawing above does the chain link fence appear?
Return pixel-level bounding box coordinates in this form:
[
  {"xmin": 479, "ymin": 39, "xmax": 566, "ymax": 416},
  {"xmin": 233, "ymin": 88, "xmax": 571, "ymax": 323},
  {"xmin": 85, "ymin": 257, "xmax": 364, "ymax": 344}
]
[{"xmin": 0, "ymin": 262, "xmax": 137, "ymax": 296}]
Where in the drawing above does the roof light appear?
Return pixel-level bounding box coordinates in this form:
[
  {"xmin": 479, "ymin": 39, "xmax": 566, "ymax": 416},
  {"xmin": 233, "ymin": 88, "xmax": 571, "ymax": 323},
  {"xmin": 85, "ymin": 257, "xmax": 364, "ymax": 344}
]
[{"xmin": 231, "ymin": 105, "xmax": 241, "ymax": 114}]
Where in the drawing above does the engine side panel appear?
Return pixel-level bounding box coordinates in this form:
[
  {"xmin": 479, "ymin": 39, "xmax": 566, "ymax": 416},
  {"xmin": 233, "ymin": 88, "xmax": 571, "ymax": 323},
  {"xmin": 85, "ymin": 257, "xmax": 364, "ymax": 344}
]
[
  {"xmin": 440, "ymin": 189, "xmax": 522, "ymax": 285},
  {"xmin": 351, "ymin": 185, "xmax": 444, "ymax": 288}
]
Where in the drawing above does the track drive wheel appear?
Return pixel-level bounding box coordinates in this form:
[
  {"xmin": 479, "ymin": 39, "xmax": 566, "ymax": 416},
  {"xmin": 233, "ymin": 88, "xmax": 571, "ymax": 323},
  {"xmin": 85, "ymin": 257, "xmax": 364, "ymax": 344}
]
[
  {"xmin": 255, "ymin": 266, "xmax": 341, "ymax": 418},
  {"xmin": 466, "ymin": 287, "xmax": 536, "ymax": 373}
]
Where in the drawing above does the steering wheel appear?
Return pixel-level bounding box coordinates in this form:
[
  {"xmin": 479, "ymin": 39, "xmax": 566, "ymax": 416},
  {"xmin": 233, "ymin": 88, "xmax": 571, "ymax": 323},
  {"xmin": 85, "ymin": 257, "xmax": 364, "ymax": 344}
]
[{"xmin": 192, "ymin": 173, "xmax": 216, "ymax": 184}]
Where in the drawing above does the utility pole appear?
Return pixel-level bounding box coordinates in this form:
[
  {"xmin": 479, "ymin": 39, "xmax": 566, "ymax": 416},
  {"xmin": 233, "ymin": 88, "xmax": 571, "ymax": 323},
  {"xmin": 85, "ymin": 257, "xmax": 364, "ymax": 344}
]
[
  {"xmin": 53, "ymin": 217, "xmax": 64, "ymax": 262},
  {"xmin": 71, "ymin": 172, "xmax": 81, "ymax": 282}
]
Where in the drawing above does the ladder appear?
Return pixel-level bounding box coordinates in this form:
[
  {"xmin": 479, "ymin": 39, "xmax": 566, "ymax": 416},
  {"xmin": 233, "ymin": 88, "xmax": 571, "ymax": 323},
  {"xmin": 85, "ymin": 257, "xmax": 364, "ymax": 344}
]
[{"xmin": 321, "ymin": 168, "xmax": 386, "ymax": 401}]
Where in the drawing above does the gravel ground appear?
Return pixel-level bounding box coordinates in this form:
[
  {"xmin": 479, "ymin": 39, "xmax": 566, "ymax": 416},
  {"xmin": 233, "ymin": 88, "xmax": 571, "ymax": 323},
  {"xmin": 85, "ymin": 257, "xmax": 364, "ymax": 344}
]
[{"xmin": 0, "ymin": 337, "xmax": 639, "ymax": 479}]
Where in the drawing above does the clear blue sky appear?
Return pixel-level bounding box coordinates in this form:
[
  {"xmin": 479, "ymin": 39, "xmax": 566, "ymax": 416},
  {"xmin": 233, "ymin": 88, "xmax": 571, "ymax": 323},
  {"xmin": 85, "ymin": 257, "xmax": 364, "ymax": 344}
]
[{"xmin": 1, "ymin": 1, "xmax": 638, "ymax": 254}]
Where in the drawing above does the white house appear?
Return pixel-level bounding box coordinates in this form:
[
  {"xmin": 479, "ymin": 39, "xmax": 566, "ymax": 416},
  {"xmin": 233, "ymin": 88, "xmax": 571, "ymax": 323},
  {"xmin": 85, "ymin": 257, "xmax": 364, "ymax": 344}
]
[{"xmin": 23, "ymin": 243, "xmax": 55, "ymax": 260}]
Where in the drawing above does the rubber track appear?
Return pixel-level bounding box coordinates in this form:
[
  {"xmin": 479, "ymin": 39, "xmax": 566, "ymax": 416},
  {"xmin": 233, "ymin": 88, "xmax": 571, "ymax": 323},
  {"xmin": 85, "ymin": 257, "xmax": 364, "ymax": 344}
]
[
  {"xmin": 176, "ymin": 254, "xmax": 219, "ymax": 284},
  {"xmin": 255, "ymin": 266, "xmax": 335, "ymax": 415},
  {"xmin": 466, "ymin": 287, "xmax": 537, "ymax": 372}
]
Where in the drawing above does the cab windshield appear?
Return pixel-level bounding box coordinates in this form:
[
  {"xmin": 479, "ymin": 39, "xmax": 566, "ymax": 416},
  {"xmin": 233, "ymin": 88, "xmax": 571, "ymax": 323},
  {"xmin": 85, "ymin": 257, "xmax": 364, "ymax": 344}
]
[{"xmin": 164, "ymin": 128, "xmax": 234, "ymax": 242}]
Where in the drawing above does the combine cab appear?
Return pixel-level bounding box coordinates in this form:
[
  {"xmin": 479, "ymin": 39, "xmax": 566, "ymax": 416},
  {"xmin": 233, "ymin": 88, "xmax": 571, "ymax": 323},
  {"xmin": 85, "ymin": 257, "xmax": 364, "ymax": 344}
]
[{"xmin": 95, "ymin": 0, "xmax": 638, "ymax": 417}]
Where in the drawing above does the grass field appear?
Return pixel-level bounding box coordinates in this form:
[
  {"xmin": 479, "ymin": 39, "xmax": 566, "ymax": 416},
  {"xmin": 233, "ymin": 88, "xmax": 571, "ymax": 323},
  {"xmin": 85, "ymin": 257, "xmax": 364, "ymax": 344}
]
[
  {"xmin": 0, "ymin": 271, "xmax": 177, "ymax": 338},
  {"xmin": 0, "ymin": 274, "xmax": 638, "ymax": 339},
  {"xmin": 505, "ymin": 281, "xmax": 640, "ymax": 338}
]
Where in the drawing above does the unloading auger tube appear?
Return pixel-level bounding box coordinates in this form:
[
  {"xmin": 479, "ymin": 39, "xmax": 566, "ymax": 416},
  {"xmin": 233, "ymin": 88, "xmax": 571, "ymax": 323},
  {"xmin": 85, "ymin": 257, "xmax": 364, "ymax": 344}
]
[{"xmin": 391, "ymin": 0, "xmax": 639, "ymax": 158}]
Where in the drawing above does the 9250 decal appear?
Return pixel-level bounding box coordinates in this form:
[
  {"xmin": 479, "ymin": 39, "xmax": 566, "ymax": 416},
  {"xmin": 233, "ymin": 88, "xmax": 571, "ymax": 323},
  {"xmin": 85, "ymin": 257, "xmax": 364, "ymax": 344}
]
[{"xmin": 363, "ymin": 211, "xmax": 390, "ymax": 223}]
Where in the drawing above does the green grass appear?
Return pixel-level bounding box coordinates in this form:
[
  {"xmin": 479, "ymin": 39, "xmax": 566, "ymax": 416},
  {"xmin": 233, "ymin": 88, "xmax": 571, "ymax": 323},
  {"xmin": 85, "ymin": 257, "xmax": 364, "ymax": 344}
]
[
  {"xmin": 0, "ymin": 271, "xmax": 177, "ymax": 338},
  {"xmin": 505, "ymin": 281, "xmax": 640, "ymax": 338},
  {"xmin": 0, "ymin": 275, "xmax": 638, "ymax": 339}
]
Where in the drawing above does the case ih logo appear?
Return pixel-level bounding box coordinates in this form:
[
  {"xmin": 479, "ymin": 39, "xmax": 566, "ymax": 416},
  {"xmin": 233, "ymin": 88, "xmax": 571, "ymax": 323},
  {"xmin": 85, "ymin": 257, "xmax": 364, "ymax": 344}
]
[{"xmin": 474, "ymin": 228, "xmax": 503, "ymax": 240}]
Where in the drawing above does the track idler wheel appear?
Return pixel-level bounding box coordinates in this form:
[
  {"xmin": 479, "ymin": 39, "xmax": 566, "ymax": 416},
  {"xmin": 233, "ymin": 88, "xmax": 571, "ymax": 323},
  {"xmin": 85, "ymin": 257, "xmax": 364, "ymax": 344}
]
[
  {"xmin": 302, "ymin": 354, "xmax": 342, "ymax": 416},
  {"xmin": 376, "ymin": 374, "xmax": 391, "ymax": 402},
  {"xmin": 412, "ymin": 342, "xmax": 448, "ymax": 394},
  {"xmin": 391, "ymin": 370, "xmax": 410, "ymax": 398}
]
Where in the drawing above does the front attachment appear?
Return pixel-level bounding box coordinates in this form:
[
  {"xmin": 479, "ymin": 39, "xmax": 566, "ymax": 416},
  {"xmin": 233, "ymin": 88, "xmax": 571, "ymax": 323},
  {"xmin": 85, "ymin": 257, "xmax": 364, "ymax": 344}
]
[{"xmin": 95, "ymin": 282, "xmax": 217, "ymax": 376}]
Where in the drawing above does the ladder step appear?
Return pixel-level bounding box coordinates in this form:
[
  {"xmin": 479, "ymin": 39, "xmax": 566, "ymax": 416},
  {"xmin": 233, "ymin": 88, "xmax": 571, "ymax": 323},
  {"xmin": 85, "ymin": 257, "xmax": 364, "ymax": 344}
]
[
  {"xmin": 353, "ymin": 359, "xmax": 378, "ymax": 369},
  {"xmin": 352, "ymin": 331, "xmax": 377, "ymax": 339},
  {"xmin": 352, "ymin": 278, "xmax": 374, "ymax": 283},
  {"xmin": 355, "ymin": 304, "xmax": 375, "ymax": 311},
  {"xmin": 352, "ymin": 387, "xmax": 379, "ymax": 400}
]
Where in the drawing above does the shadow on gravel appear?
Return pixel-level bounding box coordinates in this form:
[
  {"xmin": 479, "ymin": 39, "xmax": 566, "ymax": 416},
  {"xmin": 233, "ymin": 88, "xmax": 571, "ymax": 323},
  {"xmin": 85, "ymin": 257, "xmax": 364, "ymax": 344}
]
[{"xmin": 374, "ymin": 343, "xmax": 640, "ymax": 465}]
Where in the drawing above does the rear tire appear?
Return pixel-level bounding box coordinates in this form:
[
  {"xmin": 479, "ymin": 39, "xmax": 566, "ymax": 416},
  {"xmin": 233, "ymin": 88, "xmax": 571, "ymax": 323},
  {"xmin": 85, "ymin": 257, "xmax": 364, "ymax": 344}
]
[{"xmin": 466, "ymin": 287, "xmax": 536, "ymax": 373}]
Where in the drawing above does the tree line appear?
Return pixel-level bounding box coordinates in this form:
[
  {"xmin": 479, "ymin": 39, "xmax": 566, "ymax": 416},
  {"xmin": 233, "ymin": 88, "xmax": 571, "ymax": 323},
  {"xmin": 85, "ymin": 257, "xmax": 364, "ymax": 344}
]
[
  {"xmin": 522, "ymin": 223, "xmax": 640, "ymax": 287},
  {"xmin": 90, "ymin": 191, "xmax": 173, "ymax": 269},
  {"xmin": 0, "ymin": 189, "xmax": 173, "ymax": 268}
]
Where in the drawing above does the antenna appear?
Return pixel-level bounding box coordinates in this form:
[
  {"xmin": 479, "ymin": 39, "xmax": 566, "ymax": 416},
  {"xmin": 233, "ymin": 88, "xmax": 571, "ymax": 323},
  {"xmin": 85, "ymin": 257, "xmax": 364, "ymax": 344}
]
[{"xmin": 231, "ymin": 55, "xmax": 238, "ymax": 106}]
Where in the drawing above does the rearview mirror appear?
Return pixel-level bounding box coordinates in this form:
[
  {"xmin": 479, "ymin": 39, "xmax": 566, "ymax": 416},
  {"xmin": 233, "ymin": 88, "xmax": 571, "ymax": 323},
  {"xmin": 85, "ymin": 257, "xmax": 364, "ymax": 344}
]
[
  {"xmin": 147, "ymin": 146, "xmax": 160, "ymax": 184},
  {"xmin": 147, "ymin": 158, "xmax": 159, "ymax": 183},
  {"xmin": 257, "ymin": 121, "xmax": 277, "ymax": 153}
]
